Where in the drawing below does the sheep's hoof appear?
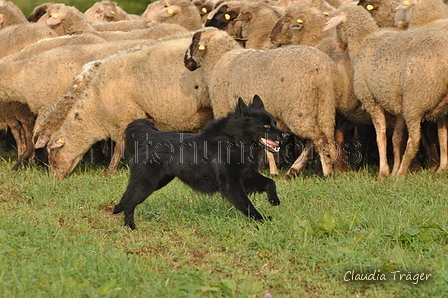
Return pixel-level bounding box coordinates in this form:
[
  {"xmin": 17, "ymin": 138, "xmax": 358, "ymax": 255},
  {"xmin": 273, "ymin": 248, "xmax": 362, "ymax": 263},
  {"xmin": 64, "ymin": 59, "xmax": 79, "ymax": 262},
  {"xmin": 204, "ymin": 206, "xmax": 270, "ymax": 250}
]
[
  {"xmin": 270, "ymin": 172, "xmax": 278, "ymax": 179},
  {"xmin": 284, "ymin": 168, "xmax": 298, "ymax": 180}
]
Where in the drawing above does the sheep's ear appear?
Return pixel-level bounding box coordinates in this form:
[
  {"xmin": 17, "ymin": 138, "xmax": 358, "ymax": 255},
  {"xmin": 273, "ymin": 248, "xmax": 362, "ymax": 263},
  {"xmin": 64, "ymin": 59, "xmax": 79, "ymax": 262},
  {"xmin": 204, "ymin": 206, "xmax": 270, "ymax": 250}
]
[
  {"xmin": 46, "ymin": 10, "xmax": 67, "ymax": 26},
  {"xmin": 234, "ymin": 12, "xmax": 252, "ymax": 22},
  {"xmin": 395, "ymin": 0, "xmax": 414, "ymax": 10},
  {"xmin": 216, "ymin": 11, "xmax": 238, "ymax": 22},
  {"xmin": 322, "ymin": 14, "xmax": 344, "ymax": 31},
  {"xmin": 34, "ymin": 129, "xmax": 51, "ymax": 149},
  {"xmin": 236, "ymin": 97, "xmax": 250, "ymax": 118},
  {"xmin": 50, "ymin": 138, "xmax": 66, "ymax": 149},
  {"xmin": 250, "ymin": 95, "xmax": 265, "ymax": 110},
  {"xmin": 158, "ymin": 5, "xmax": 181, "ymax": 17}
]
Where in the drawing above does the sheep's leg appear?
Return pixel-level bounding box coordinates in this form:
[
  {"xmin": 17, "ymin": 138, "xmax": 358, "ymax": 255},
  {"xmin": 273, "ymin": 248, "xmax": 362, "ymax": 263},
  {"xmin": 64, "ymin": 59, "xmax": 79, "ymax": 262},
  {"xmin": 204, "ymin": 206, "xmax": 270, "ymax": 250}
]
[
  {"xmin": 285, "ymin": 140, "xmax": 313, "ymax": 180},
  {"xmin": 11, "ymin": 122, "xmax": 36, "ymax": 171},
  {"xmin": 397, "ymin": 117, "xmax": 422, "ymax": 176},
  {"xmin": 435, "ymin": 117, "xmax": 447, "ymax": 174},
  {"xmin": 266, "ymin": 151, "xmax": 279, "ymax": 178},
  {"xmin": 391, "ymin": 115, "xmax": 406, "ymax": 176},
  {"xmin": 315, "ymin": 135, "xmax": 336, "ymax": 176},
  {"xmin": 104, "ymin": 137, "xmax": 125, "ymax": 177},
  {"xmin": 333, "ymin": 119, "xmax": 348, "ymax": 172},
  {"xmin": 369, "ymin": 105, "xmax": 390, "ymax": 178}
]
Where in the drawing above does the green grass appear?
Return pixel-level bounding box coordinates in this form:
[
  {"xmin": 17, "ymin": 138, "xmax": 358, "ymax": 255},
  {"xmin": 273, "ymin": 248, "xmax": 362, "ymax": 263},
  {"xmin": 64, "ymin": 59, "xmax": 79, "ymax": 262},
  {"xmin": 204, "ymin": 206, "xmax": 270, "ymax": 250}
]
[{"xmin": 0, "ymin": 156, "xmax": 447, "ymax": 297}]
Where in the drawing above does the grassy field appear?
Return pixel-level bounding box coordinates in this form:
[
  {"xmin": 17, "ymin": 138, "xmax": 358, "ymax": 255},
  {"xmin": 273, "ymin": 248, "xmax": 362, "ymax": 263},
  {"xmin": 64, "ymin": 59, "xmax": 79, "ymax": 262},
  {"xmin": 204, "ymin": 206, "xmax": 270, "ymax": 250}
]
[{"xmin": 0, "ymin": 148, "xmax": 447, "ymax": 297}]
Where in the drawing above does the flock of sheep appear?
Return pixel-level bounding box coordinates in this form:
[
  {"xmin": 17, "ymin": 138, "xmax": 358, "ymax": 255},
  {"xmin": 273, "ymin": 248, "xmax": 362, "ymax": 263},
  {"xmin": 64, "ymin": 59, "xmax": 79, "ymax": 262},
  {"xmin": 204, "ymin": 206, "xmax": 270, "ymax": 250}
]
[{"xmin": 0, "ymin": 0, "xmax": 447, "ymax": 180}]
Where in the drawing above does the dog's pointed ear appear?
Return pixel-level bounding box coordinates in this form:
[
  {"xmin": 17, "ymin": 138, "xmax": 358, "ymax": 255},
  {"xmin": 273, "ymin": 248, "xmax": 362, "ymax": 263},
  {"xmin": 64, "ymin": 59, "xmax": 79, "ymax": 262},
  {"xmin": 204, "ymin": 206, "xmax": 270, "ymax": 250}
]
[
  {"xmin": 250, "ymin": 95, "xmax": 265, "ymax": 110},
  {"xmin": 236, "ymin": 97, "xmax": 251, "ymax": 118}
]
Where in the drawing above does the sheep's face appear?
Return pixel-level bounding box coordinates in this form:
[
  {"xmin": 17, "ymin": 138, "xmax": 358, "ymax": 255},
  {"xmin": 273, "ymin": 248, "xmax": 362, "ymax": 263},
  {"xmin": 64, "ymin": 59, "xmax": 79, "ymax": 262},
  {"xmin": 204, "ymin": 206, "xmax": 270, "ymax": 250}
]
[
  {"xmin": 270, "ymin": 15, "xmax": 295, "ymax": 47},
  {"xmin": 184, "ymin": 30, "xmax": 206, "ymax": 71},
  {"xmin": 47, "ymin": 137, "xmax": 85, "ymax": 179}
]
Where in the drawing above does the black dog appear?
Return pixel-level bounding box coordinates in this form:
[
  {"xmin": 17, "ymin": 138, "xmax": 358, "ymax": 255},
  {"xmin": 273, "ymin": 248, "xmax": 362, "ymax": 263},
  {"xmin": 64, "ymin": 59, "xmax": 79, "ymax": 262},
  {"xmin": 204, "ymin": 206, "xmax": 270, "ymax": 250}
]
[{"xmin": 113, "ymin": 95, "xmax": 289, "ymax": 229}]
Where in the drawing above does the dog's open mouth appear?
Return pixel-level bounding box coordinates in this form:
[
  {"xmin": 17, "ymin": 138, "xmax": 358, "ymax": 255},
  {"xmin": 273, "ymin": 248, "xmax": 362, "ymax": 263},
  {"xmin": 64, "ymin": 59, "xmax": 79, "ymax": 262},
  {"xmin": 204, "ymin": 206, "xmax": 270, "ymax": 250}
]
[{"xmin": 259, "ymin": 137, "xmax": 280, "ymax": 153}]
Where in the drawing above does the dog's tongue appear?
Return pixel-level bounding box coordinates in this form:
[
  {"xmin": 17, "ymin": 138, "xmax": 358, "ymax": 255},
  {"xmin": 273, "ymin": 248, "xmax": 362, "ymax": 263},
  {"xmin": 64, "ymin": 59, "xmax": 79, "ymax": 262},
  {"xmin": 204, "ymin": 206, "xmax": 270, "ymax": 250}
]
[{"xmin": 265, "ymin": 139, "xmax": 279, "ymax": 147}]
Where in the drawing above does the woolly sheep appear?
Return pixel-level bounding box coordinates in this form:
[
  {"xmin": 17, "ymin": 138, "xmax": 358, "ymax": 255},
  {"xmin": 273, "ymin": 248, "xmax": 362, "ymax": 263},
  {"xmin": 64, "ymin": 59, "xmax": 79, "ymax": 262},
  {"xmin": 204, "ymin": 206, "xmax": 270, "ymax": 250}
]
[
  {"xmin": 39, "ymin": 36, "xmax": 213, "ymax": 179},
  {"xmin": 141, "ymin": 0, "xmax": 204, "ymax": 31},
  {"xmin": 395, "ymin": 0, "xmax": 448, "ymax": 30},
  {"xmin": 357, "ymin": 0, "xmax": 402, "ymax": 28},
  {"xmin": 0, "ymin": 23, "xmax": 58, "ymax": 59},
  {"xmin": 232, "ymin": 2, "xmax": 282, "ymax": 49},
  {"xmin": 205, "ymin": 1, "xmax": 246, "ymax": 38},
  {"xmin": 27, "ymin": 3, "xmax": 53, "ymax": 22},
  {"xmin": 36, "ymin": 3, "xmax": 189, "ymax": 42},
  {"xmin": 184, "ymin": 27, "xmax": 341, "ymax": 178},
  {"xmin": 0, "ymin": 39, "xmax": 161, "ymax": 167},
  {"xmin": 92, "ymin": 19, "xmax": 149, "ymax": 31},
  {"xmin": 0, "ymin": 0, "xmax": 27, "ymax": 29},
  {"xmin": 323, "ymin": 5, "xmax": 448, "ymax": 177},
  {"xmin": 84, "ymin": 1, "xmax": 133, "ymax": 23},
  {"xmin": 1, "ymin": 32, "xmax": 106, "ymax": 62}
]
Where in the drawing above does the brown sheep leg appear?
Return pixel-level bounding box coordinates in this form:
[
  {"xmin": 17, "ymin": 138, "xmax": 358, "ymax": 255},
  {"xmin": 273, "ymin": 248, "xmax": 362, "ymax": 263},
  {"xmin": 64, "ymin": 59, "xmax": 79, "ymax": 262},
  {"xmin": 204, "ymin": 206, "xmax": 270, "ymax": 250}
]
[
  {"xmin": 11, "ymin": 122, "xmax": 36, "ymax": 171},
  {"xmin": 285, "ymin": 140, "xmax": 313, "ymax": 180},
  {"xmin": 266, "ymin": 151, "xmax": 279, "ymax": 178},
  {"xmin": 334, "ymin": 119, "xmax": 348, "ymax": 173},
  {"xmin": 396, "ymin": 117, "xmax": 422, "ymax": 177},
  {"xmin": 435, "ymin": 117, "xmax": 447, "ymax": 175},
  {"xmin": 369, "ymin": 105, "xmax": 390, "ymax": 178},
  {"xmin": 391, "ymin": 116, "xmax": 406, "ymax": 176},
  {"xmin": 104, "ymin": 137, "xmax": 125, "ymax": 177}
]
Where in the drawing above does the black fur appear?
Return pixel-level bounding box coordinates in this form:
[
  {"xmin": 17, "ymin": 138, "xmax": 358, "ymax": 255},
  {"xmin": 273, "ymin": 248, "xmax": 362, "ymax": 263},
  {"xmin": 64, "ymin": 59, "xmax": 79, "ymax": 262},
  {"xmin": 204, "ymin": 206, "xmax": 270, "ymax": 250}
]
[{"xmin": 113, "ymin": 95, "xmax": 289, "ymax": 229}]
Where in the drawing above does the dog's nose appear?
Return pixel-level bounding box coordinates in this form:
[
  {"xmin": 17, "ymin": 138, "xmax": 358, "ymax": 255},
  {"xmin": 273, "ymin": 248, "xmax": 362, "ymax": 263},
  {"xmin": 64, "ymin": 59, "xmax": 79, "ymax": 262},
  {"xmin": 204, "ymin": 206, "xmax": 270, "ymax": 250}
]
[{"xmin": 282, "ymin": 132, "xmax": 290, "ymax": 140}]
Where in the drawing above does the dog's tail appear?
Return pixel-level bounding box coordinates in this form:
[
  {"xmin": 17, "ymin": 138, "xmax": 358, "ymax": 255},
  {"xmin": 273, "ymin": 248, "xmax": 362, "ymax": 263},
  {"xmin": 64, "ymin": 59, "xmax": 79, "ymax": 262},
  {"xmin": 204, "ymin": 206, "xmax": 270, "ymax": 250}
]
[{"xmin": 124, "ymin": 119, "xmax": 156, "ymax": 157}]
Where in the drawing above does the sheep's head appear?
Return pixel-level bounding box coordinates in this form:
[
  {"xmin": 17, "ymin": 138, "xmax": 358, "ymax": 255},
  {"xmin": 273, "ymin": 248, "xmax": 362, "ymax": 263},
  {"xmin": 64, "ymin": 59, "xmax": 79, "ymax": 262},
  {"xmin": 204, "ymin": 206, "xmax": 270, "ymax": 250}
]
[
  {"xmin": 184, "ymin": 29, "xmax": 207, "ymax": 71},
  {"xmin": 322, "ymin": 10, "xmax": 347, "ymax": 52},
  {"xmin": 47, "ymin": 136, "xmax": 85, "ymax": 180}
]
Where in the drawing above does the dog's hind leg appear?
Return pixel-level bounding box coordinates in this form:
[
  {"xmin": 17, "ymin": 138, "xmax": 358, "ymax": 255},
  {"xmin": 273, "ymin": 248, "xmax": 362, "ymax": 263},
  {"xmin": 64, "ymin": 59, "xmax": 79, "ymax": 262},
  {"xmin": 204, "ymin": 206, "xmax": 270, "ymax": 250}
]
[
  {"xmin": 242, "ymin": 170, "xmax": 280, "ymax": 206},
  {"xmin": 114, "ymin": 174, "xmax": 174, "ymax": 229}
]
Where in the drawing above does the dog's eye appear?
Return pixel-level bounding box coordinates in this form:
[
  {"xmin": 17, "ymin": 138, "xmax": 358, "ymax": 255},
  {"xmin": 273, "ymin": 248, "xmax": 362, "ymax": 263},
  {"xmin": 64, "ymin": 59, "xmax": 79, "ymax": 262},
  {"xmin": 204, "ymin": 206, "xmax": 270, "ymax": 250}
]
[{"xmin": 264, "ymin": 124, "xmax": 270, "ymax": 128}]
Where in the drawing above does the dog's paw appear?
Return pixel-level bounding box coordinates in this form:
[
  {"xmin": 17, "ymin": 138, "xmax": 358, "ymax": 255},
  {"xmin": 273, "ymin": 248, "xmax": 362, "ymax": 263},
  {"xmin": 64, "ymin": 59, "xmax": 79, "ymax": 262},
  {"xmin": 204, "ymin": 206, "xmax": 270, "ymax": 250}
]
[{"xmin": 112, "ymin": 204, "xmax": 123, "ymax": 214}]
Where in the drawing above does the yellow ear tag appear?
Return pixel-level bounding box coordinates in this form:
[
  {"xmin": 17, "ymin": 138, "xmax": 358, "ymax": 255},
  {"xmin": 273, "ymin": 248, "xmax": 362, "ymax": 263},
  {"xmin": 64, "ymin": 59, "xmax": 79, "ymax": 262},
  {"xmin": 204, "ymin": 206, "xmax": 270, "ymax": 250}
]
[
  {"xmin": 296, "ymin": 19, "xmax": 303, "ymax": 23},
  {"xmin": 57, "ymin": 139, "xmax": 65, "ymax": 144},
  {"xmin": 111, "ymin": 10, "xmax": 116, "ymax": 14},
  {"xmin": 201, "ymin": 7, "xmax": 207, "ymax": 13},
  {"xmin": 323, "ymin": 12, "xmax": 329, "ymax": 16},
  {"xmin": 168, "ymin": 8, "xmax": 174, "ymax": 14},
  {"xmin": 198, "ymin": 45, "xmax": 205, "ymax": 50},
  {"xmin": 403, "ymin": 1, "xmax": 410, "ymax": 5},
  {"xmin": 225, "ymin": 13, "xmax": 231, "ymax": 20},
  {"xmin": 366, "ymin": 4, "xmax": 374, "ymax": 10},
  {"xmin": 52, "ymin": 14, "xmax": 58, "ymax": 18},
  {"xmin": 326, "ymin": 20, "xmax": 330, "ymax": 25}
]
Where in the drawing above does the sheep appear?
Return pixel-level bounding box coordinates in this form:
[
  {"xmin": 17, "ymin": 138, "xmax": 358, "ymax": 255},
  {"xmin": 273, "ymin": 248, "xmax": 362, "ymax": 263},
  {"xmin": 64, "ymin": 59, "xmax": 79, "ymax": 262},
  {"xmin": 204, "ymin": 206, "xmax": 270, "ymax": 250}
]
[
  {"xmin": 0, "ymin": 23, "xmax": 58, "ymax": 59},
  {"xmin": 357, "ymin": 0, "xmax": 402, "ymax": 28},
  {"xmin": 1, "ymin": 32, "xmax": 107, "ymax": 62},
  {"xmin": 193, "ymin": 0, "xmax": 216, "ymax": 24},
  {"xmin": 36, "ymin": 35, "xmax": 213, "ymax": 179},
  {"xmin": 232, "ymin": 2, "xmax": 282, "ymax": 49},
  {"xmin": 323, "ymin": 4, "xmax": 448, "ymax": 177},
  {"xmin": 395, "ymin": 0, "xmax": 448, "ymax": 30},
  {"xmin": 37, "ymin": 3, "xmax": 95, "ymax": 35},
  {"xmin": 84, "ymin": 1, "xmax": 133, "ymax": 23},
  {"xmin": 184, "ymin": 27, "xmax": 342, "ymax": 178},
  {"xmin": 142, "ymin": 0, "xmax": 204, "ymax": 30},
  {"xmin": 0, "ymin": 0, "xmax": 27, "ymax": 29},
  {"xmin": 27, "ymin": 3, "xmax": 54, "ymax": 22},
  {"xmin": 0, "ymin": 39, "xmax": 161, "ymax": 167},
  {"xmin": 205, "ymin": 1, "xmax": 247, "ymax": 38},
  {"xmin": 36, "ymin": 3, "xmax": 189, "ymax": 42}
]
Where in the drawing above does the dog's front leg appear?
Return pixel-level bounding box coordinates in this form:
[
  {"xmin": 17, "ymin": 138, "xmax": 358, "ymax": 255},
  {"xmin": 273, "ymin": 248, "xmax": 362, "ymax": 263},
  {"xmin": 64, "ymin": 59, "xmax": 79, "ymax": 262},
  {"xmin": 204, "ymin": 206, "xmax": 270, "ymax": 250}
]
[
  {"xmin": 242, "ymin": 170, "xmax": 280, "ymax": 206},
  {"xmin": 218, "ymin": 173, "xmax": 265, "ymax": 221}
]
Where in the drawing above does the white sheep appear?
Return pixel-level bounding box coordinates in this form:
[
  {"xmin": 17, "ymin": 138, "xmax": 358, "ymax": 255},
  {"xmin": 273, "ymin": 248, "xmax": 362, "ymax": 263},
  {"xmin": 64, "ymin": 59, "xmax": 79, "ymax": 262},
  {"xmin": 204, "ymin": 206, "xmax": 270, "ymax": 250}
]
[
  {"xmin": 37, "ymin": 35, "xmax": 213, "ymax": 179},
  {"xmin": 184, "ymin": 27, "xmax": 342, "ymax": 178},
  {"xmin": 141, "ymin": 0, "xmax": 204, "ymax": 31},
  {"xmin": 395, "ymin": 0, "xmax": 448, "ymax": 30},
  {"xmin": 0, "ymin": 0, "xmax": 27, "ymax": 29},
  {"xmin": 84, "ymin": 1, "xmax": 134, "ymax": 23},
  {"xmin": 323, "ymin": 4, "xmax": 448, "ymax": 177}
]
